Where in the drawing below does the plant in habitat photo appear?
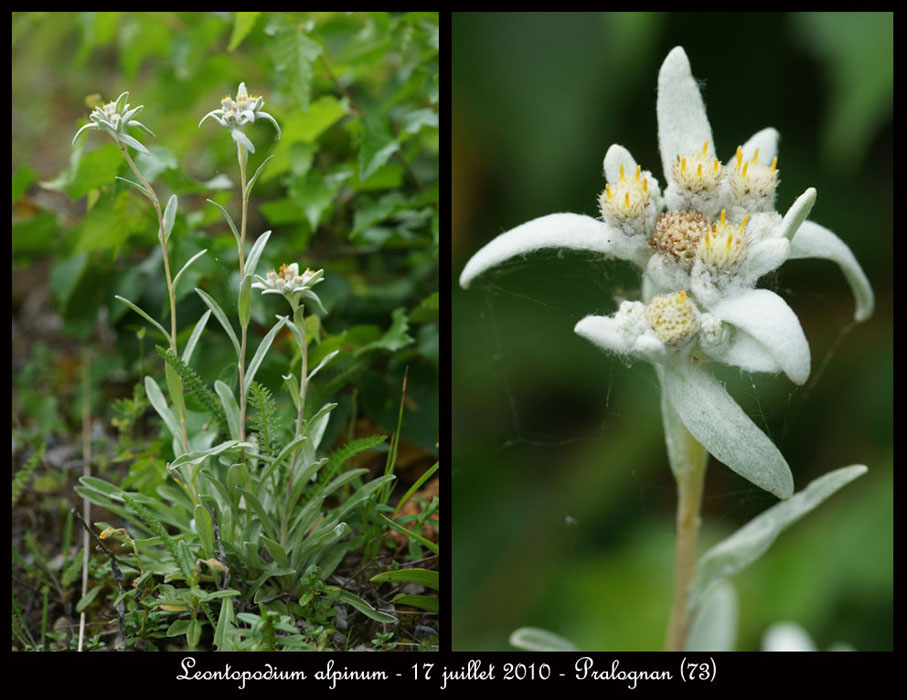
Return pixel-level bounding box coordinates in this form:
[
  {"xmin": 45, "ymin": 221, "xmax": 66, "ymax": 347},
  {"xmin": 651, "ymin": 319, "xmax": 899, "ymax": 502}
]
[
  {"xmin": 12, "ymin": 12, "xmax": 438, "ymax": 652},
  {"xmin": 453, "ymin": 12, "xmax": 891, "ymax": 652}
]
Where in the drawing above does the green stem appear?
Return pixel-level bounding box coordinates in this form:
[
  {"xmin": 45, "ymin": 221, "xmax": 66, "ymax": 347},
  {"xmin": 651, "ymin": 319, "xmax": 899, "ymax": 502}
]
[
  {"xmin": 119, "ymin": 143, "xmax": 189, "ymax": 454},
  {"xmin": 662, "ymin": 382, "xmax": 708, "ymax": 652},
  {"xmin": 237, "ymin": 143, "xmax": 249, "ymax": 451}
]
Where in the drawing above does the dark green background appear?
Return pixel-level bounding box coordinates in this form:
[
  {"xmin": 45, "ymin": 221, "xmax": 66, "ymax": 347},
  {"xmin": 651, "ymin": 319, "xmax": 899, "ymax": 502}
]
[{"xmin": 452, "ymin": 12, "xmax": 891, "ymax": 651}]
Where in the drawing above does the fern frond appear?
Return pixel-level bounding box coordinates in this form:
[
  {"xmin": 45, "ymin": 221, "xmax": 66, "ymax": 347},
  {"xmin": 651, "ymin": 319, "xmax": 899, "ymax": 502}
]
[
  {"xmin": 318, "ymin": 434, "xmax": 388, "ymax": 489},
  {"xmin": 248, "ymin": 381, "xmax": 283, "ymax": 459},
  {"xmin": 155, "ymin": 345, "xmax": 227, "ymax": 434},
  {"xmin": 12, "ymin": 444, "xmax": 45, "ymax": 507}
]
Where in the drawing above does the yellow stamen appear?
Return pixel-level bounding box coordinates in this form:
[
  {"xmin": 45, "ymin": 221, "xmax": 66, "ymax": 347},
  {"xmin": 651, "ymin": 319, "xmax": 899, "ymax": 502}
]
[
  {"xmin": 752, "ymin": 147, "xmax": 760, "ymax": 164},
  {"xmin": 681, "ymin": 157, "xmax": 687, "ymax": 173},
  {"xmin": 713, "ymin": 158, "xmax": 719, "ymax": 172},
  {"xmin": 697, "ymin": 163, "xmax": 702, "ymax": 177},
  {"xmin": 624, "ymin": 191, "xmax": 630, "ymax": 207},
  {"xmin": 680, "ymin": 289, "xmax": 687, "ymax": 299},
  {"xmin": 606, "ymin": 183, "xmax": 612, "ymax": 199},
  {"xmin": 643, "ymin": 178, "xmax": 648, "ymax": 192},
  {"xmin": 705, "ymin": 229, "xmax": 711, "ymax": 246},
  {"xmin": 739, "ymin": 215, "xmax": 749, "ymax": 232},
  {"xmin": 702, "ymin": 140, "xmax": 709, "ymax": 156},
  {"xmin": 726, "ymin": 232, "xmax": 733, "ymax": 249},
  {"xmin": 635, "ymin": 164, "xmax": 641, "ymax": 181},
  {"xmin": 620, "ymin": 164, "xmax": 625, "ymax": 181},
  {"xmin": 742, "ymin": 162, "xmax": 749, "ymax": 178},
  {"xmin": 736, "ymin": 146, "xmax": 743, "ymax": 169},
  {"xmin": 720, "ymin": 209, "xmax": 726, "ymax": 226},
  {"xmin": 770, "ymin": 156, "xmax": 778, "ymax": 173}
]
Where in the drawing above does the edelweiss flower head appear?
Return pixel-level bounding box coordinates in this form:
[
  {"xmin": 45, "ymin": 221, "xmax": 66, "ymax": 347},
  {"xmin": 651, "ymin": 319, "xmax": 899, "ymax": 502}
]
[
  {"xmin": 199, "ymin": 82, "xmax": 281, "ymax": 154},
  {"xmin": 72, "ymin": 91, "xmax": 155, "ymax": 155},
  {"xmin": 253, "ymin": 263, "xmax": 326, "ymax": 313},
  {"xmin": 459, "ymin": 46, "xmax": 876, "ymax": 500}
]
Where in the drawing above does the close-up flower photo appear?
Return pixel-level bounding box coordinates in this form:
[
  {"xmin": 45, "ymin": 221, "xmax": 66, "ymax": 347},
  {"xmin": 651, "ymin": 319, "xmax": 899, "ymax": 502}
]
[
  {"xmin": 13, "ymin": 11, "xmax": 438, "ymax": 653},
  {"xmin": 453, "ymin": 12, "xmax": 891, "ymax": 651}
]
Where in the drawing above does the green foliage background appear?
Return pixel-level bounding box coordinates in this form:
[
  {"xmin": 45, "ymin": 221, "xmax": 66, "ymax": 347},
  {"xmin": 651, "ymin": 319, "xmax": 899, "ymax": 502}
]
[
  {"xmin": 13, "ymin": 11, "xmax": 438, "ymax": 452},
  {"xmin": 452, "ymin": 12, "xmax": 891, "ymax": 651}
]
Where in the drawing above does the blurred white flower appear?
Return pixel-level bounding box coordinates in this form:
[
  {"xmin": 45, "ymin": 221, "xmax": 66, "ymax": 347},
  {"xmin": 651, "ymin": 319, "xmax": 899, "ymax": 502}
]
[
  {"xmin": 253, "ymin": 263, "xmax": 326, "ymax": 313},
  {"xmin": 198, "ymin": 82, "xmax": 281, "ymax": 153},
  {"xmin": 72, "ymin": 91, "xmax": 154, "ymax": 155}
]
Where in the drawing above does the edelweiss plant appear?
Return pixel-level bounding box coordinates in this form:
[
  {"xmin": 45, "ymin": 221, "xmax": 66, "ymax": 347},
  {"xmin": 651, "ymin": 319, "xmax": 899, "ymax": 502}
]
[
  {"xmin": 73, "ymin": 84, "xmax": 398, "ymax": 650},
  {"xmin": 460, "ymin": 47, "xmax": 873, "ymax": 651}
]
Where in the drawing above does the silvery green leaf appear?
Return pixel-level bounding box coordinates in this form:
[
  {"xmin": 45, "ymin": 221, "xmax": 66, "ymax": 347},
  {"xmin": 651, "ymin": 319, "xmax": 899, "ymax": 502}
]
[
  {"xmin": 198, "ymin": 109, "xmax": 224, "ymax": 129},
  {"xmin": 656, "ymin": 46, "xmax": 714, "ymax": 182},
  {"xmin": 165, "ymin": 361, "xmax": 187, "ymax": 422},
  {"xmin": 162, "ymin": 194, "xmax": 178, "ymax": 243},
  {"xmin": 126, "ymin": 120, "xmax": 155, "ymax": 137},
  {"xmin": 144, "ymin": 376, "xmax": 184, "ymax": 453},
  {"xmin": 509, "ymin": 627, "xmax": 579, "ymax": 652},
  {"xmin": 659, "ymin": 362, "xmax": 794, "ymax": 499},
  {"xmin": 245, "ymin": 230, "xmax": 272, "ymax": 278},
  {"xmin": 195, "ymin": 288, "xmax": 241, "ymax": 358},
  {"xmin": 214, "ymin": 380, "xmax": 242, "ymax": 441},
  {"xmin": 72, "ymin": 121, "xmax": 98, "ymax": 146},
  {"xmin": 256, "ymin": 111, "xmax": 281, "ymax": 140},
  {"xmin": 301, "ymin": 289, "xmax": 327, "ymax": 315},
  {"xmin": 117, "ymin": 133, "xmax": 150, "ymax": 156},
  {"xmin": 169, "ymin": 440, "xmax": 254, "ymax": 471},
  {"xmin": 282, "ymin": 372, "xmax": 301, "ymax": 411},
  {"xmin": 238, "ymin": 274, "xmax": 253, "ymax": 330},
  {"xmin": 183, "ymin": 309, "xmax": 212, "ymax": 364},
  {"xmin": 244, "ymin": 316, "xmax": 288, "ymax": 395},
  {"xmin": 115, "ymin": 176, "xmax": 154, "ymax": 201},
  {"xmin": 205, "ymin": 199, "xmax": 241, "ymax": 249},
  {"xmin": 304, "ymin": 402, "xmax": 336, "ymax": 451},
  {"xmin": 231, "ymin": 127, "xmax": 255, "ymax": 154},
  {"xmin": 777, "ymin": 188, "xmax": 816, "ymax": 242},
  {"xmin": 789, "ymin": 220, "xmax": 875, "ymax": 322},
  {"xmin": 737, "ymin": 127, "xmax": 780, "ymax": 165},
  {"xmin": 115, "ymin": 295, "xmax": 170, "ymax": 344},
  {"xmin": 706, "ymin": 288, "xmax": 811, "ymax": 385},
  {"xmin": 685, "ymin": 580, "xmax": 737, "ymax": 651},
  {"xmin": 324, "ymin": 584, "xmax": 396, "ymax": 624},
  {"xmin": 172, "ymin": 249, "xmax": 207, "ymax": 297},
  {"xmin": 459, "ymin": 213, "xmax": 646, "ymax": 289},
  {"xmin": 687, "ymin": 465, "xmax": 868, "ymax": 614},
  {"xmin": 307, "ymin": 349, "xmax": 339, "ymax": 382},
  {"xmin": 245, "ymin": 155, "xmax": 275, "ymax": 201}
]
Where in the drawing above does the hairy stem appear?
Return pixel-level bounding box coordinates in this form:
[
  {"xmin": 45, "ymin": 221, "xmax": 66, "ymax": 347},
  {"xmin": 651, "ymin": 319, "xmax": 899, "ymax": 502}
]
[
  {"xmin": 662, "ymin": 388, "xmax": 708, "ymax": 651},
  {"xmin": 119, "ymin": 144, "xmax": 189, "ymax": 453},
  {"xmin": 237, "ymin": 144, "xmax": 249, "ymax": 448}
]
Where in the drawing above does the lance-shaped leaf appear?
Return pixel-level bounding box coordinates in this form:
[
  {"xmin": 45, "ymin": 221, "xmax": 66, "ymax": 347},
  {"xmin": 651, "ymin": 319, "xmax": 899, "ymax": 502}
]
[
  {"xmin": 459, "ymin": 213, "xmax": 648, "ymax": 289},
  {"xmin": 687, "ymin": 464, "xmax": 868, "ymax": 614},
  {"xmin": 705, "ymin": 288, "xmax": 811, "ymax": 385},
  {"xmin": 162, "ymin": 194, "xmax": 178, "ymax": 243},
  {"xmin": 685, "ymin": 580, "xmax": 738, "ymax": 652},
  {"xmin": 790, "ymin": 220, "xmax": 875, "ymax": 322},
  {"xmin": 115, "ymin": 295, "xmax": 170, "ymax": 344},
  {"xmin": 144, "ymin": 376, "xmax": 183, "ymax": 453},
  {"xmin": 244, "ymin": 315, "xmax": 288, "ymax": 395},
  {"xmin": 657, "ymin": 46, "xmax": 714, "ymax": 181},
  {"xmin": 195, "ymin": 288, "xmax": 241, "ymax": 358},
  {"xmin": 245, "ymin": 230, "xmax": 272, "ymax": 278},
  {"xmin": 659, "ymin": 362, "xmax": 794, "ymax": 499}
]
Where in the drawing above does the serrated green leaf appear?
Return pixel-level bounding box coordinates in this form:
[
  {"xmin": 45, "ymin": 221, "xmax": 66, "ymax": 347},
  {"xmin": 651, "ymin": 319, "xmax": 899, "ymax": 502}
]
[
  {"xmin": 268, "ymin": 26, "xmax": 322, "ymax": 112},
  {"xmin": 359, "ymin": 115, "xmax": 398, "ymax": 180},
  {"xmin": 356, "ymin": 308, "xmax": 413, "ymax": 354}
]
